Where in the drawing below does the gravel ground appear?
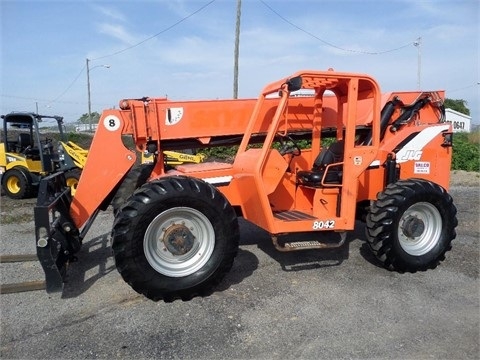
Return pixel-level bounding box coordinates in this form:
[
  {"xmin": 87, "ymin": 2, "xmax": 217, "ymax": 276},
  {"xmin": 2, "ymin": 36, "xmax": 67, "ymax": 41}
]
[{"xmin": 0, "ymin": 172, "xmax": 478, "ymax": 359}]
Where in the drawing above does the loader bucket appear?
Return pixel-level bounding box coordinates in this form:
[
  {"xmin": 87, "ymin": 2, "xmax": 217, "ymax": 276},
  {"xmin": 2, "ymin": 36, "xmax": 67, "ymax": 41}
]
[{"xmin": 34, "ymin": 172, "xmax": 81, "ymax": 293}]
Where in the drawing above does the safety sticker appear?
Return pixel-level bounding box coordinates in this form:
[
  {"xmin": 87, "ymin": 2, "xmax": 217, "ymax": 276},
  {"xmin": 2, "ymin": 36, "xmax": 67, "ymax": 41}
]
[
  {"xmin": 166, "ymin": 107, "xmax": 184, "ymax": 125},
  {"xmin": 414, "ymin": 161, "xmax": 430, "ymax": 174}
]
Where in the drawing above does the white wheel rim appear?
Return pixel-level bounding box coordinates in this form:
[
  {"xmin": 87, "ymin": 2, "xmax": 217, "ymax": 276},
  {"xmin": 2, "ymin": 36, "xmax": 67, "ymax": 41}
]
[
  {"xmin": 398, "ymin": 202, "xmax": 442, "ymax": 256},
  {"xmin": 144, "ymin": 207, "xmax": 215, "ymax": 277}
]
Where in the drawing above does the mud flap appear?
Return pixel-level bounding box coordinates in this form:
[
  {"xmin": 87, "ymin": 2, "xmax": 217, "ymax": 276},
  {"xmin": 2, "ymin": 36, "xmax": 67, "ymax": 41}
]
[{"xmin": 34, "ymin": 172, "xmax": 81, "ymax": 293}]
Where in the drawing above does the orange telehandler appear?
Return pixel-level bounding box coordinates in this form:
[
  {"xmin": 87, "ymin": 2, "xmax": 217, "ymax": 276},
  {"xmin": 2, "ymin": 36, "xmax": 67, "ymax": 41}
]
[{"xmin": 34, "ymin": 69, "xmax": 457, "ymax": 302}]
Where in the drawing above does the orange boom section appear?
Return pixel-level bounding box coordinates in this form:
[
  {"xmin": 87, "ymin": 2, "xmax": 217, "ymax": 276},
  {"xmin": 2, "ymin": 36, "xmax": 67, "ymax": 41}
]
[{"xmin": 69, "ymin": 91, "xmax": 346, "ymax": 227}]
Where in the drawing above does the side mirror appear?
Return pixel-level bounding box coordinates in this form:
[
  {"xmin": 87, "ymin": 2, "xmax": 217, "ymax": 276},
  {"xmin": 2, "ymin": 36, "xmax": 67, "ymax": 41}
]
[{"xmin": 286, "ymin": 76, "xmax": 302, "ymax": 92}]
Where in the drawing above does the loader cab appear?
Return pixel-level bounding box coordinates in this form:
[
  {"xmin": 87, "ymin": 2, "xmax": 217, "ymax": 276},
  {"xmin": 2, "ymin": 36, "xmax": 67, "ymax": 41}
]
[
  {"xmin": 0, "ymin": 112, "xmax": 68, "ymax": 198},
  {"xmin": 231, "ymin": 71, "xmax": 382, "ymax": 238},
  {"xmin": 3, "ymin": 116, "xmax": 30, "ymax": 152},
  {"xmin": 1, "ymin": 113, "xmax": 58, "ymax": 168}
]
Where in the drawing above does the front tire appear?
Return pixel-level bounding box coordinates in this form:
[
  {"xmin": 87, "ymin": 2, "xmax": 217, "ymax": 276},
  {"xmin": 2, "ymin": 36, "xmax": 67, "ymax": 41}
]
[
  {"xmin": 366, "ymin": 179, "xmax": 457, "ymax": 272},
  {"xmin": 2, "ymin": 167, "xmax": 33, "ymax": 199},
  {"xmin": 112, "ymin": 176, "xmax": 239, "ymax": 302}
]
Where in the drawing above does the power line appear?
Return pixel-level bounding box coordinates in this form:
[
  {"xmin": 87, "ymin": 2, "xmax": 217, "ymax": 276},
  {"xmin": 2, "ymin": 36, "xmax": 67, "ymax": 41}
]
[
  {"xmin": 0, "ymin": 93, "xmax": 109, "ymax": 107},
  {"xmin": 447, "ymin": 83, "xmax": 480, "ymax": 93},
  {"xmin": 14, "ymin": 0, "xmax": 216, "ymax": 109},
  {"xmin": 92, "ymin": 0, "xmax": 216, "ymax": 61},
  {"xmin": 48, "ymin": 64, "xmax": 86, "ymax": 105},
  {"xmin": 260, "ymin": 0, "xmax": 414, "ymax": 55}
]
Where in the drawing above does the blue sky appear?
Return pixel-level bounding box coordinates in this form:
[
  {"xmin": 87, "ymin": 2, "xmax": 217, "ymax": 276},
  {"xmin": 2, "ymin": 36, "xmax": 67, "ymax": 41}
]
[{"xmin": 1, "ymin": 0, "xmax": 478, "ymax": 124}]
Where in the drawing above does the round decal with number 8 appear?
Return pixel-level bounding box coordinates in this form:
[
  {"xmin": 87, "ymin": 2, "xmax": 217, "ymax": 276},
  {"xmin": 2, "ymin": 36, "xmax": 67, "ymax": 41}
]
[{"xmin": 104, "ymin": 115, "xmax": 121, "ymax": 132}]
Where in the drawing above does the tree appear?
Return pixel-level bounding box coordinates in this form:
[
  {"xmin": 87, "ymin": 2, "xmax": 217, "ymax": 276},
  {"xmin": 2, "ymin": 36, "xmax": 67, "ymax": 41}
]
[
  {"xmin": 77, "ymin": 112, "xmax": 101, "ymax": 124},
  {"xmin": 444, "ymin": 99, "xmax": 470, "ymax": 116}
]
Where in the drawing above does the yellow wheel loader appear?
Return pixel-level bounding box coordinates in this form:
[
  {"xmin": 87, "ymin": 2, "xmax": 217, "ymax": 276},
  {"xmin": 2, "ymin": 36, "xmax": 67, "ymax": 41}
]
[
  {"xmin": 0, "ymin": 112, "xmax": 85, "ymax": 199},
  {"xmin": 0, "ymin": 112, "xmax": 205, "ymax": 199},
  {"xmin": 142, "ymin": 149, "xmax": 206, "ymax": 168}
]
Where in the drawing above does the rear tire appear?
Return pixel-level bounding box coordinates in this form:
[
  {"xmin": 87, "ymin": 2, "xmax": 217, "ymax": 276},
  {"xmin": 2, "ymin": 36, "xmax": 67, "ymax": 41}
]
[
  {"xmin": 2, "ymin": 167, "xmax": 33, "ymax": 199},
  {"xmin": 64, "ymin": 168, "xmax": 82, "ymax": 197},
  {"xmin": 366, "ymin": 179, "xmax": 457, "ymax": 272},
  {"xmin": 112, "ymin": 176, "xmax": 239, "ymax": 302}
]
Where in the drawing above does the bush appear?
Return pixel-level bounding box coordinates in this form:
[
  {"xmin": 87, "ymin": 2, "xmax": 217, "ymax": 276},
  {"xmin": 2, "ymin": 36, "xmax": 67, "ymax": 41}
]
[
  {"xmin": 452, "ymin": 132, "xmax": 480, "ymax": 172},
  {"xmin": 65, "ymin": 132, "xmax": 94, "ymax": 149},
  {"xmin": 202, "ymin": 145, "xmax": 238, "ymax": 161}
]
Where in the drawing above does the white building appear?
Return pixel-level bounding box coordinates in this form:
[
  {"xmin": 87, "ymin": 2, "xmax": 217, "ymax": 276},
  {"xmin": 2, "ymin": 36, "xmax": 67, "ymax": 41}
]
[
  {"xmin": 75, "ymin": 123, "xmax": 98, "ymax": 132},
  {"xmin": 445, "ymin": 108, "xmax": 471, "ymax": 132}
]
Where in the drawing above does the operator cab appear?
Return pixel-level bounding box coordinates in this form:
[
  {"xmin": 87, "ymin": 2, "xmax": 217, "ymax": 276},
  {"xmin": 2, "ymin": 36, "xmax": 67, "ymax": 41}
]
[
  {"xmin": 1, "ymin": 112, "xmax": 64, "ymax": 165},
  {"xmin": 2, "ymin": 113, "xmax": 39, "ymax": 157}
]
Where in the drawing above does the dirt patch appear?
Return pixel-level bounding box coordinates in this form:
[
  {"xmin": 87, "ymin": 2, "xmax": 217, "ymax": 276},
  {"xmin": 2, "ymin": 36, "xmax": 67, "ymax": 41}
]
[
  {"xmin": 450, "ymin": 170, "xmax": 480, "ymax": 187},
  {"xmin": 0, "ymin": 196, "xmax": 36, "ymax": 224}
]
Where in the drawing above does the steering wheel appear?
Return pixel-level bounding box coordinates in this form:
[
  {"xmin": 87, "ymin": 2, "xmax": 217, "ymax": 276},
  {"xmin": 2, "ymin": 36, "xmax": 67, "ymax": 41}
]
[
  {"xmin": 277, "ymin": 134, "xmax": 301, "ymax": 157},
  {"xmin": 41, "ymin": 137, "xmax": 53, "ymax": 146},
  {"xmin": 22, "ymin": 145, "xmax": 32, "ymax": 154}
]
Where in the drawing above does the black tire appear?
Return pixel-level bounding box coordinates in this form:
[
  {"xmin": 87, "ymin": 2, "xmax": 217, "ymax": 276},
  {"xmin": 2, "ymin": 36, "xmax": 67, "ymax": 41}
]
[
  {"xmin": 64, "ymin": 168, "xmax": 82, "ymax": 197},
  {"xmin": 111, "ymin": 163, "xmax": 155, "ymax": 214},
  {"xmin": 112, "ymin": 176, "xmax": 239, "ymax": 302},
  {"xmin": 366, "ymin": 179, "xmax": 457, "ymax": 272},
  {"xmin": 2, "ymin": 167, "xmax": 33, "ymax": 199}
]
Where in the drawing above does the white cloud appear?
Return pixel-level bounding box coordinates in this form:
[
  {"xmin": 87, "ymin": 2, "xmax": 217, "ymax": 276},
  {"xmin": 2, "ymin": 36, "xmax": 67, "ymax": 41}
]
[
  {"xmin": 164, "ymin": 0, "xmax": 190, "ymax": 16},
  {"xmin": 92, "ymin": 5, "xmax": 127, "ymax": 22},
  {"xmin": 96, "ymin": 23, "xmax": 142, "ymax": 45}
]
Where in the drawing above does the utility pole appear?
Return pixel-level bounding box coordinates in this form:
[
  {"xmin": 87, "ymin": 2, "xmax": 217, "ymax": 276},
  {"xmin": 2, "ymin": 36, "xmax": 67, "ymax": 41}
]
[
  {"xmin": 86, "ymin": 58, "xmax": 110, "ymax": 132},
  {"xmin": 86, "ymin": 58, "xmax": 92, "ymax": 131},
  {"xmin": 414, "ymin": 37, "xmax": 422, "ymax": 90},
  {"xmin": 233, "ymin": 0, "xmax": 242, "ymax": 99}
]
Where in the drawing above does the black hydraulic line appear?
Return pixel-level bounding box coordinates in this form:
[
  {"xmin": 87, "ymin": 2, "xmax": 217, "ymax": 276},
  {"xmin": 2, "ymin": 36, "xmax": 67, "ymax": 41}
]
[{"xmin": 390, "ymin": 96, "xmax": 430, "ymax": 132}]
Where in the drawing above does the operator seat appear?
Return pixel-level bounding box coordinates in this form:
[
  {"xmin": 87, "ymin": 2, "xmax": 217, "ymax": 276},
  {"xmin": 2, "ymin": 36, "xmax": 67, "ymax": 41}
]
[
  {"xmin": 17, "ymin": 133, "xmax": 40, "ymax": 159},
  {"xmin": 296, "ymin": 140, "xmax": 344, "ymax": 187},
  {"xmin": 17, "ymin": 133, "xmax": 33, "ymax": 153}
]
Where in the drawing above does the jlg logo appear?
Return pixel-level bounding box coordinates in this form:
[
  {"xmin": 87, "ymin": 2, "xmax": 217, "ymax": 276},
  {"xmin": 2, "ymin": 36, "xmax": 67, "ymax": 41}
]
[{"xmin": 400, "ymin": 150, "xmax": 423, "ymax": 161}]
